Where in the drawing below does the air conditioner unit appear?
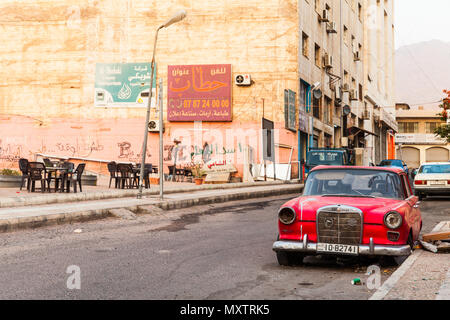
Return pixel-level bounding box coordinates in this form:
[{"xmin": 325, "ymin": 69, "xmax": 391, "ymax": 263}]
[
  {"xmin": 323, "ymin": 54, "xmax": 333, "ymax": 68},
  {"xmin": 354, "ymin": 51, "xmax": 361, "ymax": 61},
  {"xmin": 148, "ymin": 120, "xmax": 160, "ymax": 132},
  {"xmin": 326, "ymin": 22, "xmax": 337, "ymax": 34},
  {"xmin": 235, "ymin": 74, "xmax": 252, "ymax": 86},
  {"xmin": 349, "ymin": 89, "xmax": 359, "ymax": 101},
  {"xmin": 319, "ymin": 10, "xmax": 330, "ymax": 23},
  {"xmin": 341, "ymin": 83, "xmax": 350, "ymax": 92}
]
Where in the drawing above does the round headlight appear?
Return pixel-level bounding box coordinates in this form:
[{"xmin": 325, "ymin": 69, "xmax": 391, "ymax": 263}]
[
  {"xmin": 384, "ymin": 211, "xmax": 403, "ymax": 230},
  {"xmin": 279, "ymin": 207, "xmax": 296, "ymax": 225}
]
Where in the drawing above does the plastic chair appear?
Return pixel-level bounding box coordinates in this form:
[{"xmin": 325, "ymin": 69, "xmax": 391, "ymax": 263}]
[
  {"xmin": 107, "ymin": 162, "xmax": 119, "ymax": 188},
  {"xmin": 67, "ymin": 163, "xmax": 85, "ymax": 193},
  {"xmin": 28, "ymin": 162, "xmax": 48, "ymax": 192},
  {"xmin": 18, "ymin": 158, "xmax": 30, "ymax": 191}
]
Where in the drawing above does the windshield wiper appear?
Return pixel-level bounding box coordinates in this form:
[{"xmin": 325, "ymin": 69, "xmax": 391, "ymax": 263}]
[{"xmin": 322, "ymin": 194, "xmax": 376, "ymax": 199}]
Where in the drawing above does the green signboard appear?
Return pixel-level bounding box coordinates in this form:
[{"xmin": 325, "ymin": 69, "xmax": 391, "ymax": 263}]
[
  {"xmin": 284, "ymin": 89, "xmax": 296, "ymax": 132},
  {"xmin": 95, "ymin": 63, "xmax": 156, "ymax": 108}
]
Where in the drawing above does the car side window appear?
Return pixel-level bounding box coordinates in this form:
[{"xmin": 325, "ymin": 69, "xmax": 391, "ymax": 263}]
[{"xmin": 401, "ymin": 175, "xmax": 412, "ymax": 199}]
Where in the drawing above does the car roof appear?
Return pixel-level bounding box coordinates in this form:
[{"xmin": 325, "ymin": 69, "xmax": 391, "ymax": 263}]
[
  {"xmin": 420, "ymin": 162, "xmax": 450, "ymax": 166},
  {"xmin": 311, "ymin": 166, "xmax": 404, "ymax": 174}
]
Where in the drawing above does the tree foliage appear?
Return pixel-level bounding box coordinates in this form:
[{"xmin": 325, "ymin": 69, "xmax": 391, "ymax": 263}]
[{"xmin": 434, "ymin": 90, "xmax": 450, "ymax": 143}]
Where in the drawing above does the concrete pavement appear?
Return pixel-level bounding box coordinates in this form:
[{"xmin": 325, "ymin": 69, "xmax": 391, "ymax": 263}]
[
  {"xmin": 370, "ymin": 221, "xmax": 450, "ymax": 300},
  {"xmin": 0, "ymin": 182, "xmax": 304, "ymax": 233}
]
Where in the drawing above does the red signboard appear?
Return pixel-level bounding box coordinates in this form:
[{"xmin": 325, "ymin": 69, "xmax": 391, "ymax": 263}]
[{"xmin": 168, "ymin": 64, "xmax": 232, "ymax": 122}]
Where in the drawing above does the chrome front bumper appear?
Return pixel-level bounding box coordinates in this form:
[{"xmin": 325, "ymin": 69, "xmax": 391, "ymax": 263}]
[{"xmin": 273, "ymin": 237, "xmax": 411, "ymax": 256}]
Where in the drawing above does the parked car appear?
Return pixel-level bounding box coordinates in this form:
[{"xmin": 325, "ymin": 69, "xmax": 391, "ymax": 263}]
[
  {"xmin": 273, "ymin": 166, "xmax": 422, "ymax": 266},
  {"xmin": 378, "ymin": 159, "xmax": 409, "ymax": 175},
  {"xmin": 414, "ymin": 162, "xmax": 450, "ymax": 200}
]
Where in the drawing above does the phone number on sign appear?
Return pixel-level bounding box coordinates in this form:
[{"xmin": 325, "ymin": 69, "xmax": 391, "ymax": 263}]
[{"xmin": 182, "ymin": 99, "xmax": 230, "ymax": 109}]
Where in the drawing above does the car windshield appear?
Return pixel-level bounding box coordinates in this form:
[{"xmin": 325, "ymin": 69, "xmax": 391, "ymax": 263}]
[
  {"xmin": 303, "ymin": 169, "xmax": 405, "ymax": 199},
  {"xmin": 307, "ymin": 151, "xmax": 343, "ymax": 166},
  {"xmin": 379, "ymin": 160, "xmax": 402, "ymax": 167},
  {"xmin": 418, "ymin": 164, "xmax": 450, "ymax": 174}
]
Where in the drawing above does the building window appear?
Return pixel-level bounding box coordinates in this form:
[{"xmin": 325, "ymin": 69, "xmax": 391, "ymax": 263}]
[
  {"xmin": 343, "ymin": 25, "xmax": 348, "ymax": 45},
  {"xmin": 398, "ymin": 122, "xmax": 418, "ymax": 134},
  {"xmin": 313, "ymin": 96, "xmax": 321, "ymax": 120},
  {"xmin": 314, "ymin": 44, "xmax": 321, "ymax": 67},
  {"xmin": 302, "ymin": 32, "xmax": 309, "ymax": 58},
  {"xmin": 426, "ymin": 122, "xmax": 442, "ymax": 134},
  {"xmin": 300, "ymin": 80, "xmax": 309, "ymax": 112},
  {"xmin": 324, "ymin": 96, "xmax": 332, "ymax": 124},
  {"xmin": 325, "ymin": 134, "xmax": 332, "ymax": 148}
]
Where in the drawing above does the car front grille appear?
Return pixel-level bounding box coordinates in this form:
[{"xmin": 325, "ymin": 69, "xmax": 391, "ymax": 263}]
[{"xmin": 317, "ymin": 206, "xmax": 363, "ymax": 245}]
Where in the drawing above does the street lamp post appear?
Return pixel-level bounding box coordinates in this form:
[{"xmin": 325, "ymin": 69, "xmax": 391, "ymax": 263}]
[{"xmin": 137, "ymin": 9, "xmax": 187, "ymax": 200}]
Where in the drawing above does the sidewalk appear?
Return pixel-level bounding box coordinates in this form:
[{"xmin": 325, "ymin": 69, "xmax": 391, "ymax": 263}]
[
  {"xmin": 0, "ymin": 174, "xmax": 301, "ymax": 209},
  {"xmin": 0, "ymin": 181, "xmax": 304, "ymax": 233},
  {"xmin": 370, "ymin": 221, "xmax": 450, "ymax": 300}
]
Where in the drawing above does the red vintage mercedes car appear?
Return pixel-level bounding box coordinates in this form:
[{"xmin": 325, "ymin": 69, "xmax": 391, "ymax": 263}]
[{"xmin": 273, "ymin": 166, "xmax": 422, "ymax": 266}]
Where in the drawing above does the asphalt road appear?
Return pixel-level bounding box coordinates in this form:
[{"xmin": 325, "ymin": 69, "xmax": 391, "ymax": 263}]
[{"xmin": 0, "ymin": 193, "xmax": 447, "ymax": 300}]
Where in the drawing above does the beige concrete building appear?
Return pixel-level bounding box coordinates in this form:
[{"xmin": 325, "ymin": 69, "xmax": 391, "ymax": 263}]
[
  {"xmin": 298, "ymin": 0, "xmax": 365, "ymax": 159},
  {"xmin": 363, "ymin": 0, "xmax": 397, "ymax": 164},
  {"xmin": 395, "ymin": 104, "xmax": 449, "ymax": 169}
]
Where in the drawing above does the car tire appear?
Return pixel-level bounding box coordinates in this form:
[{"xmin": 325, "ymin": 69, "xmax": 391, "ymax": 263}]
[
  {"xmin": 415, "ymin": 192, "xmax": 424, "ymax": 201},
  {"xmin": 407, "ymin": 232, "xmax": 415, "ymax": 250},
  {"xmin": 276, "ymin": 251, "xmax": 293, "ymax": 266}
]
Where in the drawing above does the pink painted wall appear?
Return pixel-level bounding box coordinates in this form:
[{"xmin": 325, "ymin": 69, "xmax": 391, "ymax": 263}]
[{"xmin": 0, "ymin": 116, "xmax": 299, "ymax": 178}]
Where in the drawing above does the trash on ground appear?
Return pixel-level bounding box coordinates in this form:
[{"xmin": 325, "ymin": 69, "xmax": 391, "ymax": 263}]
[
  {"xmin": 435, "ymin": 241, "xmax": 450, "ymax": 253},
  {"xmin": 351, "ymin": 278, "xmax": 362, "ymax": 285},
  {"xmin": 419, "ymin": 240, "xmax": 438, "ymax": 253},
  {"xmin": 73, "ymin": 229, "xmax": 83, "ymax": 233}
]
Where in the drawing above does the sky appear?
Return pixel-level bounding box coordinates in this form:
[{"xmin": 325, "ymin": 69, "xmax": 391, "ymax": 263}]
[{"xmin": 394, "ymin": 0, "xmax": 450, "ymax": 48}]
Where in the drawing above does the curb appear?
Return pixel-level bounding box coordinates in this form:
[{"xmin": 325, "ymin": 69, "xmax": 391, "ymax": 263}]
[
  {"xmin": 0, "ymin": 180, "xmax": 299, "ymax": 209},
  {"xmin": 0, "ymin": 184, "xmax": 303, "ymax": 233}
]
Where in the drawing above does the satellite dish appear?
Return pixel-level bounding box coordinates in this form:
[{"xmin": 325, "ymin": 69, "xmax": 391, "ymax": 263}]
[
  {"xmin": 313, "ymin": 89, "xmax": 322, "ymax": 99},
  {"xmin": 343, "ymin": 105, "xmax": 351, "ymax": 116}
]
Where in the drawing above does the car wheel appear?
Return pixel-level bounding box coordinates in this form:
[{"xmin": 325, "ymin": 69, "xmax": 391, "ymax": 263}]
[
  {"xmin": 277, "ymin": 251, "xmax": 307, "ymax": 266},
  {"xmin": 407, "ymin": 232, "xmax": 415, "ymax": 250},
  {"xmin": 276, "ymin": 251, "xmax": 294, "ymax": 266},
  {"xmin": 416, "ymin": 193, "xmax": 424, "ymax": 201}
]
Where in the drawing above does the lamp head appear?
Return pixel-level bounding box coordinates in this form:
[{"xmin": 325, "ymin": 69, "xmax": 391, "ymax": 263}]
[{"xmin": 161, "ymin": 9, "xmax": 187, "ymax": 28}]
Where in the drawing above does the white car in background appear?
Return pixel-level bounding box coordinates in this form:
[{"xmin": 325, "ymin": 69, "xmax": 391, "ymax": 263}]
[{"xmin": 414, "ymin": 162, "xmax": 450, "ymax": 200}]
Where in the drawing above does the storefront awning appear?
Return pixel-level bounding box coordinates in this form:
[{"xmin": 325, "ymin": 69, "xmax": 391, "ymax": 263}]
[{"xmin": 348, "ymin": 126, "xmax": 379, "ymax": 138}]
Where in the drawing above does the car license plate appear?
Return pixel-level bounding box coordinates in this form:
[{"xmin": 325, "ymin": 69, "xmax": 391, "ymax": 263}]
[
  {"xmin": 431, "ymin": 181, "xmax": 445, "ymax": 185},
  {"xmin": 317, "ymin": 243, "xmax": 359, "ymax": 255}
]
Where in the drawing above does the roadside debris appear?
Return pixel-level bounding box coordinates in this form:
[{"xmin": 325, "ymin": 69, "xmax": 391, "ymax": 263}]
[
  {"xmin": 423, "ymin": 230, "xmax": 450, "ymax": 242},
  {"xmin": 73, "ymin": 229, "xmax": 83, "ymax": 233},
  {"xmin": 419, "ymin": 230, "xmax": 450, "ymax": 254},
  {"xmin": 351, "ymin": 278, "xmax": 362, "ymax": 285},
  {"xmin": 419, "ymin": 240, "xmax": 438, "ymax": 253}
]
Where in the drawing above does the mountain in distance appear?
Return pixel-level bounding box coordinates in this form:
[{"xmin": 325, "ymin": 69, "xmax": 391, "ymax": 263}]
[{"xmin": 395, "ymin": 40, "xmax": 450, "ymax": 110}]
